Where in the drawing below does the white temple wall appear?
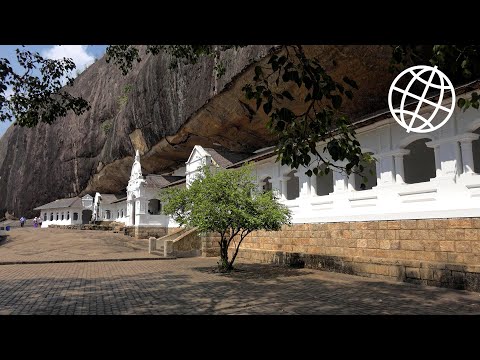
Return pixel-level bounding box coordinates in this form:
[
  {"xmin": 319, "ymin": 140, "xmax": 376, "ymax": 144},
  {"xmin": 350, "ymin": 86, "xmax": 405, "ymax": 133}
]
[{"xmin": 243, "ymin": 93, "xmax": 480, "ymax": 223}]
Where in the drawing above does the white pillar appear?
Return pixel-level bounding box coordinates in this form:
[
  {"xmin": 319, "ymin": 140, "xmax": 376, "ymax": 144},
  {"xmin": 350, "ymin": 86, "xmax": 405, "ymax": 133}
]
[
  {"xmin": 298, "ymin": 169, "xmax": 311, "ymax": 198},
  {"xmin": 394, "ymin": 154, "xmax": 405, "ymax": 184},
  {"xmin": 310, "ymin": 175, "xmax": 318, "ymax": 196},
  {"xmin": 461, "ymin": 140, "xmax": 475, "ymax": 174},
  {"xmin": 459, "ymin": 132, "xmax": 479, "ymax": 176},
  {"xmin": 280, "ymin": 176, "xmax": 289, "ymax": 201},
  {"xmin": 431, "ymin": 145, "xmax": 442, "ymax": 177}
]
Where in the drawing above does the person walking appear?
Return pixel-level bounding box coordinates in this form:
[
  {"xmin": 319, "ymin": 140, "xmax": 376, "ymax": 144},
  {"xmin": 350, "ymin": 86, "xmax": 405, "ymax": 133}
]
[{"xmin": 19, "ymin": 216, "xmax": 26, "ymax": 227}]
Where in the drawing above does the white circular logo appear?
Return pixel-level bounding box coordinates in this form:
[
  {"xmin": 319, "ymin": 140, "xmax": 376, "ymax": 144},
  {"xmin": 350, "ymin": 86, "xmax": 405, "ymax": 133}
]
[{"xmin": 388, "ymin": 65, "xmax": 456, "ymax": 133}]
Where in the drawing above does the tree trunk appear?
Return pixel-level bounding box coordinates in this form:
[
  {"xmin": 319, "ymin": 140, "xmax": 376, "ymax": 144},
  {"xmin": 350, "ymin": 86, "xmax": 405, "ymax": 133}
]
[
  {"xmin": 219, "ymin": 237, "xmax": 231, "ymax": 271},
  {"xmin": 228, "ymin": 232, "xmax": 250, "ymax": 270}
]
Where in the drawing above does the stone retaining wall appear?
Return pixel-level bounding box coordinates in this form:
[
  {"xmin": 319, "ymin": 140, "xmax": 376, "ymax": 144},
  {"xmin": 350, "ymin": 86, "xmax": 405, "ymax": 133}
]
[{"xmin": 201, "ymin": 218, "xmax": 480, "ymax": 292}]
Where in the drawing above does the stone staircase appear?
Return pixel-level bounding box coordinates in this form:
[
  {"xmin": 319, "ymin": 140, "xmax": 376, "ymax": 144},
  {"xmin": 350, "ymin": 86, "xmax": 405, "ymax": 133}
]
[{"xmin": 148, "ymin": 227, "xmax": 201, "ymax": 258}]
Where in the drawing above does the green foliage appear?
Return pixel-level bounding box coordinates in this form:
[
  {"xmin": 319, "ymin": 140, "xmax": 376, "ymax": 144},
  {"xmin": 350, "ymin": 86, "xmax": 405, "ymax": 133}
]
[
  {"xmin": 242, "ymin": 45, "xmax": 367, "ymax": 179},
  {"xmin": 105, "ymin": 45, "xmax": 243, "ymax": 78},
  {"xmin": 0, "ymin": 47, "xmax": 90, "ymax": 126},
  {"xmin": 101, "ymin": 120, "xmax": 112, "ymax": 134},
  {"xmin": 160, "ymin": 164, "xmax": 291, "ymax": 271},
  {"xmin": 390, "ymin": 45, "xmax": 480, "ymax": 112}
]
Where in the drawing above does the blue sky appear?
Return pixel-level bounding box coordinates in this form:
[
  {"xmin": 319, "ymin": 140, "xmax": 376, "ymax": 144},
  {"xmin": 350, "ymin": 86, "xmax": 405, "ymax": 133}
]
[{"xmin": 0, "ymin": 45, "xmax": 107, "ymax": 138}]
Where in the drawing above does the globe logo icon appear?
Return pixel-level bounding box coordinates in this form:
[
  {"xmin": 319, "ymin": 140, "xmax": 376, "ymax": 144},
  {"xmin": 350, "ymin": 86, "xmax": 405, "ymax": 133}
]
[{"xmin": 388, "ymin": 65, "xmax": 456, "ymax": 133}]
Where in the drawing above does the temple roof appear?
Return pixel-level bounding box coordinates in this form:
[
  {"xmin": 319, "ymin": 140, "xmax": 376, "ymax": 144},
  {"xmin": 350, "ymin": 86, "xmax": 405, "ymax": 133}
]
[
  {"xmin": 34, "ymin": 197, "xmax": 83, "ymax": 210},
  {"xmin": 203, "ymin": 147, "xmax": 252, "ymax": 168},
  {"xmin": 144, "ymin": 174, "xmax": 185, "ymax": 189}
]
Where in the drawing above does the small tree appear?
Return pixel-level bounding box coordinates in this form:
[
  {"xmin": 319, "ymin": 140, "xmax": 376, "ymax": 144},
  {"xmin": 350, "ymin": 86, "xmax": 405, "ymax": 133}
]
[{"xmin": 160, "ymin": 164, "xmax": 292, "ymax": 271}]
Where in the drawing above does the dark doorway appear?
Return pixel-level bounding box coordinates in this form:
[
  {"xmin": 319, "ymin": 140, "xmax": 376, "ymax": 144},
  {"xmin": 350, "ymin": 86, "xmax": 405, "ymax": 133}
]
[{"xmin": 82, "ymin": 210, "xmax": 93, "ymax": 224}]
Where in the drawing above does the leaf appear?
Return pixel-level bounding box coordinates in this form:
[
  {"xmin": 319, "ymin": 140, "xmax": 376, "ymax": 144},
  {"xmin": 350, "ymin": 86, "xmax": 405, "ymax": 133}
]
[
  {"xmin": 332, "ymin": 95, "xmax": 342, "ymax": 109},
  {"xmin": 345, "ymin": 90, "xmax": 353, "ymax": 100},
  {"xmin": 458, "ymin": 98, "xmax": 466, "ymax": 108},
  {"xmin": 281, "ymin": 91, "xmax": 294, "ymax": 101},
  {"xmin": 343, "ymin": 76, "xmax": 358, "ymax": 89},
  {"xmin": 263, "ymin": 101, "xmax": 272, "ymax": 115},
  {"xmin": 255, "ymin": 66, "xmax": 263, "ymax": 78},
  {"xmin": 306, "ymin": 169, "xmax": 312, "ymax": 177}
]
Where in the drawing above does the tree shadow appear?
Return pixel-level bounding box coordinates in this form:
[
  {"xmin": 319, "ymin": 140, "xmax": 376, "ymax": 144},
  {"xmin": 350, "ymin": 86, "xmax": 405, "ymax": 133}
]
[
  {"xmin": 0, "ymin": 261, "xmax": 479, "ymax": 315},
  {"xmin": 193, "ymin": 263, "xmax": 314, "ymax": 281}
]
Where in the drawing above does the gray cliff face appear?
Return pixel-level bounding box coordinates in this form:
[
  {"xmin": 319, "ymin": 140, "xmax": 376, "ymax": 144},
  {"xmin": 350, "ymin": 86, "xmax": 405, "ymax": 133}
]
[{"xmin": 0, "ymin": 45, "xmax": 396, "ymax": 217}]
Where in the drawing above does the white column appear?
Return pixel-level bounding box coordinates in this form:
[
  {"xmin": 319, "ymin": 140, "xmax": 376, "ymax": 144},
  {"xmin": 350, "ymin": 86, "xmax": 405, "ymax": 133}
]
[
  {"xmin": 394, "ymin": 154, "xmax": 406, "ymax": 184},
  {"xmin": 431, "ymin": 144, "xmax": 442, "ymax": 177},
  {"xmin": 310, "ymin": 175, "xmax": 318, "ymax": 196},
  {"xmin": 332, "ymin": 161, "xmax": 348, "ymax": 192},
  {"xmin": 461, "ymin": 140, "xmax": 475, "ymax": 174},
  {"xmin": 280, "ymin": 176, "xmax": 289, "ymax": 201},
  {"xmin": 298, "ymin": 168, "xmax": 311, "ymax": 198},
  {"xmin": 459, "ymin": 132, "xmax": 479, "ymax": 176}
]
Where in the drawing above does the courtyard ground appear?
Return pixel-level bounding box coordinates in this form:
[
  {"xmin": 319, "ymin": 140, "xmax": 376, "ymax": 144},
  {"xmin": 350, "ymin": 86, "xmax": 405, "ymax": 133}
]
[{"xmin": 0, "ymin": 227, "xmax": 479, "ymax": 314}]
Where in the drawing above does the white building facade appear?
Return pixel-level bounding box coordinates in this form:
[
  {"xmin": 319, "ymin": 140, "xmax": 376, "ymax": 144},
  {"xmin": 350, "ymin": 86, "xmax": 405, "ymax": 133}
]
[{"xmin": 35, "ymin": 87, "xmax": 480, "ymax": 231}]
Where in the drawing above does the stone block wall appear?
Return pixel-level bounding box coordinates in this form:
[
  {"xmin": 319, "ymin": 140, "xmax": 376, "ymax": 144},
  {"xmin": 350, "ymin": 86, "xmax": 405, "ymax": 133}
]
[
  {"xmin": 201, "ymin": 218, "xmax": 480, "ymax": 292},
  {"xmin": 171, "ymin": 228, "xmax": 201, "ymax": 258},
  {"xmin": 132, "ymin": 226, "xmax": 167, "ymax": 239}
]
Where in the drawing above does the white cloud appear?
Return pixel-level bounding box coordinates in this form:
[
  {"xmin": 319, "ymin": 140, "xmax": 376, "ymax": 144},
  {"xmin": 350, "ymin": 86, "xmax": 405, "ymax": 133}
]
[{"xmin": 41, "ymin": 45, "xmax": 96, "ymax": 78}]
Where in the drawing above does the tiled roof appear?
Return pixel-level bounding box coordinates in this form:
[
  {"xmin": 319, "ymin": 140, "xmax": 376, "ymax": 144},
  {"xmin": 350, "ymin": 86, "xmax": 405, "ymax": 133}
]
[
  {"xmin": 99, "ymin": 193, "xmax": 127, "ymax": 204},
  {"xmin": 204, "ymin": 147, "xmax": 252, "ymax": 168},
  {"xmin": 34, "ymin": 197, "xmax": 82, "ymax": 210},
  {"xmin": 145, "ymin": 174, "xmax": 185, "ymax": 189}
]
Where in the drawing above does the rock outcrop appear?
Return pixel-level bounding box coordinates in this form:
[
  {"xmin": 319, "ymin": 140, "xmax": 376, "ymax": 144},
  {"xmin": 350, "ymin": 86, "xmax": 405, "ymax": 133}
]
[{"xmin": 0, "ymin": 45, "xmax": 396, "ymax": 217}]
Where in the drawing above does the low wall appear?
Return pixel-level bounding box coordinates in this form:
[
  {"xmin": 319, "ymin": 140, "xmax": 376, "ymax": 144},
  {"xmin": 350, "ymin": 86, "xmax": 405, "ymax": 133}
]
[
  {"xmin": 201, "ymin": 218, "xmax": 480, "ymax": 292},
  {"xmin": 170, "ymin": 228, "xmax": 201, "ymax": 258},
  {"xmin": 48, "ymin": 224, "xmax": 114, "ymax": 231}
]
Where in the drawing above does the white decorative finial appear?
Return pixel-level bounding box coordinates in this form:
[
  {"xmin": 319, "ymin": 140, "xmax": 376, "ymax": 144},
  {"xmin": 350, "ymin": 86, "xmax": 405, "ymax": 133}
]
[{"xmin": 135, "ymin": 149, "xmax": 140, "ymax": 161}]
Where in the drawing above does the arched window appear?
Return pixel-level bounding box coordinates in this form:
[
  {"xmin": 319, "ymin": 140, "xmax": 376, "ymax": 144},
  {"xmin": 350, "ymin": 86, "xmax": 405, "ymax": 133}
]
[
  {"xmin": 50, "ymin": 213, "xmax": 54, "ymax": 221},
  {"xmin": 403, "ymin": 139, "xmax": 436, "ymax": 184},
  {"xmin": 148, "ymin": 199, "xmax": 161, "ymax": 215},
  {"xmin": 316, "ymin": 164, "xmax": 334, "ymax": 196},
  {"xmin": 121, "ymin": 209, "xmax": 124, "ymax": 218},
  {"xmin": 56, "ymin": 213, "xmax": 59, "ymax": 221},
  {"xmin": 354, "ymin": 154, "xmax": 377, "ymax": 191},
  {"xmin": 43, "ymin": 213, "xmax": 47, "ymax": 221},
  {"xmin": 105, "ymin": 210, "xmax": 111, "ymax": 220},
  {"xmin": 67, "ymin": 211, "xmax": 70, "ymax": 220},
  {"xmin": 285, "ymin": 170, "xmax": 299, "ymax": 200},
  {"xmin": 472, "ymin": 127, "xmax": 480, "ymax": 173},
  {"xmin": 117, "ymin": 210, "xmax": 120, "ymax": 219},
  {"xmin": 73, "ymin": 213, "xmax": 78, "ymax": 221},
  {"xmin": 261, "ymin": 177, "xmax": 272, "ymax": 192},
  {"xmin": 61, "ymin": 212, "xmax": 64, "ymax": 221}
]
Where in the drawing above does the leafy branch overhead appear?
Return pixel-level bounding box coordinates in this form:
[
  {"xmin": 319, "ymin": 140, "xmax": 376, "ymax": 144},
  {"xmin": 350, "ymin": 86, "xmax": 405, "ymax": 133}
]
[
  {"xmin": 390, "ymin": 45, "xmax": 480, "ymax": 110},
  {"xmin": 0, "ymin": 47, "xmax": 90, "ymax": 127},
  {"xmin": 241, "ymin": 45, "xmax": 368, "ymax": 180},
  {"xmin": 1, "ymin": 44, "xmax": 480, "ymax": 183}
]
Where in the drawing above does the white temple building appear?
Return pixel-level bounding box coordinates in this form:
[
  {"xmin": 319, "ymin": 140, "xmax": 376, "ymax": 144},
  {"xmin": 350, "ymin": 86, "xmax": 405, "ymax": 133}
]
[{"xmin": 34, "ymin": 84, "xmax": 480, "ymax": 230}]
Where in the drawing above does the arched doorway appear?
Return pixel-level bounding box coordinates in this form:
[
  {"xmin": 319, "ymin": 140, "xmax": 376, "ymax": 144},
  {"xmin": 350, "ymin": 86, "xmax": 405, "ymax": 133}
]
[
  {"xmin": 354, "ymin": 154, "xmax": 377, "ymax": 190},
  {"xmin": 148, "ymin": 199, "xmax": 161, "ymax": 215},
  {"xmin": 472, "ymin": 127, "xmax": 480, "ymax": 173},
  {"xmin": 403, "ymin": 139, "xmax": 436, "ymax": 184},
  {"xmin": 316, "ymin": 164, "xmax": 334, "ymax": 196},
  {"xmin": 285, "ymin": 170, "xmax": 299, "ymax": 200},
  {"xmin": 81, "ymin": 210, "xmax": 92, "ymax": 224},
  {"xmin": 261, "ymin": 176, "xmax": 272, "ymax": 192},
  {"xmin": 131, "ymin": 199, "xmax": 136, "ymax": 226}
]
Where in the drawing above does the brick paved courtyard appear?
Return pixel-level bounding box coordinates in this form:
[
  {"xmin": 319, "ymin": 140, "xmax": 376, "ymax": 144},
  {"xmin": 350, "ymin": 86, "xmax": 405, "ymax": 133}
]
[{"xmin": 1, "ymin": 228, "xmax": 480, "ymax": 314}]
